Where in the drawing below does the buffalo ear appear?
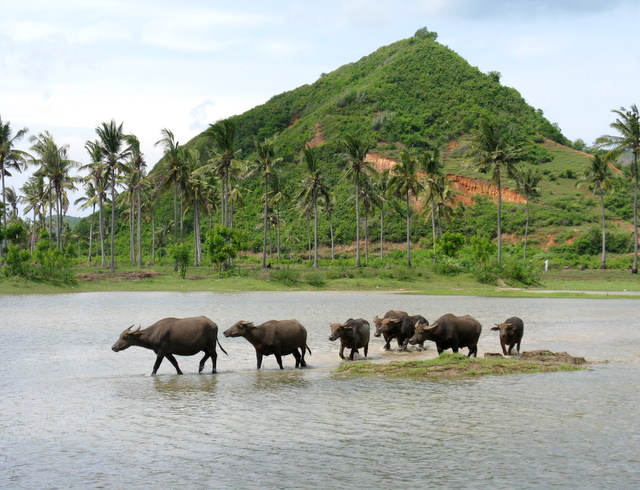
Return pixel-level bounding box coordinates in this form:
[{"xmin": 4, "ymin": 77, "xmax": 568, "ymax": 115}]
[{"xmin": 491, "ymin": 325, "xmax": 500, "ymax": 331}]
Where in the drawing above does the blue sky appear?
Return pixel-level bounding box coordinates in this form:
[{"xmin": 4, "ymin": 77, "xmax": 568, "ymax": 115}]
[{"xmin": 1, "ymin": 0, "xmax": 638, "ymax": 214}]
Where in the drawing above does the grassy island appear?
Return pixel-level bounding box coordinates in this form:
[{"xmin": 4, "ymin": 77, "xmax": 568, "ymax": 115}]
[{"xmin": 336, "ymin": 351, "xmax": 589, "ymax": 380}]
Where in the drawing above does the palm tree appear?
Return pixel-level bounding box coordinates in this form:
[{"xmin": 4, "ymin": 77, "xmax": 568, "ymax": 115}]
[
  {"xmin": 124, "ymin": 134, "xmax": 146, "ymax": 267},
  {"xmin": 0, "ymin": 116, "xmax": 29, "ymax": 256},
  {"xmin": 374, "ymin": 169, "xmax": 392, "ymax": 260},
  {"xmin": 155, "ymin": 128, "xmax": 184, "ymax": 247},
  {"xmin": 467, "ymin": 117, "xmax": 525, "ymax": 265},
  {"xmin": 268, "ymin": 171, "xmax": 288, "ymax": 262},
  {"xmin": 253, "ymin": 136, "xmax": 282, "ymax": 268},
  {"xmin": 95, "ymin": 120, "xmax": 130, "ymax": 270},
  {"xmin": 419, "ymin": 148, "xmax": 444, "ymax": 260},
  {"xmin": 516, "ymin": 167, "xmax": 541, "ymax": 259},
  {"xmin": 30, "ymin": 131, "xmax": 78, "ymax": 249},
  {"xmin": 342, "ymin": 134, "xmax": 373, "ymax": 267},
  {"xmin": 389, "ymin": 150, "xmax": 424, "ymax": 267},
  {"xmin": 184, "ymin": 148, "xmax": 211, "ymax": 266},
  {"xmin": 206, "ymin": 119, "xmax": 239, "ymax": 227},
  {"xmin": 82, "ymin": 140, "xmax": 108, "ymax": 266},
  {"xmin": 578, "ymin": 154, "xmax": 616, "ymax": 269},
  {"xmin": 358, "ymin": 178, "xmax": 382, "ymax": 265},
  {"xmin": 296, "ymin": 146, "xmax": 329, "ymax": 268},
  {"xmin": 20, "ymin": 174, "xmax": 46, "ymax": 251},
  {"xmin": 597, "ymin": 104, "xmax": 640, "ymax": 273}
]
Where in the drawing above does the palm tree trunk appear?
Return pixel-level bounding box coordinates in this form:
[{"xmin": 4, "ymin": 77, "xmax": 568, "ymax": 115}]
[
  {"xmin": 313, "ymin": 197, "xmax": 319, "ymax": 268},
  {"xmin": 129, "ymin": 202, "xmax": 135, "ymax": 264},
  {"xmin": 524, "ymin": 199, "xmax": 530, "ymax": 259},
  {"xmin": 379, "ymin": 206, "xmax": 384, "ymax": 260},
  {"xmin": 430, "ymin": 200, "xmax": 437, "ymax": 263},
  {"xmin": 194, "ymin": 206, "xmax": 201, "ymax": 266},
  {"xmin": 406, "ymin": 191, "xmax": 411, "ymax": 267},
  {"xmin": 330, "ymin": 219, "xmax": 335, "ymax": 261},
  {"xmin": 633, "ymin": 154, "xmax": 638, "ymax": 273},
  {"xmin": 99, "ymin": 196, "xmax": 105, "ymax": 266},
  {"xmin": 600, "ymin": 193, "xmax": 607, "ymax": 269},
  {"xmin": 151, "ymin": 212, "xmax": 156, "ymax": 265},
  {"xmin": 262, "ymin": 175, "xmax": 268, "ymax": 269},
  {"xmin": 497, "ymin": 180, "xmax": 503, "ymax": 266},
  {"xmin": 276, "ymin": 209, "xmax": 281, "ymax": 262},
  {"xmin": 364, "ymin": 208, "xmax": 369, "ymax": 266},
  {"xmin": 56, "ymin": 193, "xmax": 62, "ymax": 250},
  {"xmin": 136, "ymin": 190, "xmax": 142, "ymax": 267},
  {"xmin": 87, "ymin": 204, "xmax": 95, "ymax": 263},
  {"xmin": 355, "ymin": 182, "xmax": 361, "ymax": 267},
  {"xmin": 110, "ymin": 185, "xmax": 116, "ymax": 271}
]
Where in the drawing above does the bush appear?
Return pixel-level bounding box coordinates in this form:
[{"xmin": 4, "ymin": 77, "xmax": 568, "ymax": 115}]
[
  {"xmin": 433, "ymin": 256, "xmax": 464, "ymax": 276},
  {"xmin": 499, "ymin": 257, "xmax": 540, "ymax": 286},
  {"xmin": 270, "ymin": 268, "xmax": 300, "ymax": 286},
  {"xmin": 170, "ymin": 243, "xmax": 191, "ymax": 279},
  {"xmin": 305, "ymin": 272, "xmax": 326, "ymax": 287}
]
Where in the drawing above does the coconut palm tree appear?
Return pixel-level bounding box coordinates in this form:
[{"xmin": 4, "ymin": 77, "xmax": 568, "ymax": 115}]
[
  {"xmin": 296, "ymin": 146, "xmax": 329, "ymax": 268},
  {"xmin": 95, "ymin": 120, "xmax": 130, "ymax": 270},
  {"xmin": 577, "ymin": 154, "xmax": 617, "ymax": 269},
  {"xmin": 374, "ymin": 169, "xmax": 392, "ymax": 260},
  {"xmin": 155, "ymin": 128, "xmax": 185, "ymax": 248},
  {"xmin": 253, "ymin": 136, "xmax": 282, "ymax": 268},
  {"xmin": 124, "ymin": 134, "xmax": 146, "ymax": 266},
  {"xmin": 342, "ymin": 134, "xmax": 373, "ymax": 267},
  {"xmin": 390, "ymin": 150, "xmax": 424, "ymax": 267},
  {"xmin": 20, "ymin": 174, "xmax": 46, "ymax": 251},
  {"xmin": 30, "ymin": 131, "xmax": 78, "ymax": 250},
  {"xmin": 184, "ymin": 148, "xmax": 212, "ymax": 266},
  {"xmin": 515, "ymin": 167, "xmax": 541, "ymax": 259},
  {"xmin": 82, "ymin": 140, "xmax": 108, "ymax": 265},
  {"xmin": 466, "ymin": 117, "xmax": 525, "ymax": 265},
  {"xmin": 358, "ymin": 177, "xmax": 382, "ymax": 265},
  {"xmin": 419, "ymin": 148, "xmax": 443, "ymax": 260},
  {"xmin": 0, "ymin": 116, "xmax": 29, "ymax": 256},
  {"xmin": 206, "ymin": 119, "xmax": 239, "ymax": 228},
  {"xmin": 597, "ymin": 104, "xmax": 640, "ymax": 273}
]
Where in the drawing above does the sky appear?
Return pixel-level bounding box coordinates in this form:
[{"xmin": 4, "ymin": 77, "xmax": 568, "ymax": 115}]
[{"xmin": 2, "ymin": 0, "xmax": 638, "ymax": 216}]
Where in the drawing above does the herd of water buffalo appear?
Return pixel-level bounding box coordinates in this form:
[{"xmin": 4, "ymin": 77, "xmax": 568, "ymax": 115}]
[{"xmin": 111, "ymin": 311, "xmax": 525, "ymax": 375}]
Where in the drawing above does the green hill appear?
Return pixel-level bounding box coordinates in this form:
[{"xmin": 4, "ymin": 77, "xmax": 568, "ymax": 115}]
[{"xmin": 134, "ymin": 30, "xmax": 634, "ymax": 269}]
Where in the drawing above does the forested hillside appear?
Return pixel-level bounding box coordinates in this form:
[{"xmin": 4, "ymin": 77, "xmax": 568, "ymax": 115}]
[{"xmin": 3, "ymin": 28, "xmax": 636, "ymax": 286}]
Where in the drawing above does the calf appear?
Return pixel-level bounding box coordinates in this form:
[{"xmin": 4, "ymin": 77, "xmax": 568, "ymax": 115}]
[
  {"xmin": 491, "ymin": 316, "xmax": 524, "ymax": 355},
  {"xmin": 329, "ymin": 318, "xmax": 370, "ymax": 360}
]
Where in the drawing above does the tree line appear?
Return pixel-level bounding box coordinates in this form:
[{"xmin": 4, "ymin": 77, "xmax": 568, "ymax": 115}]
[{"xmin": 1, "ymin": 104, "xmax": 639, "ymax": 281}]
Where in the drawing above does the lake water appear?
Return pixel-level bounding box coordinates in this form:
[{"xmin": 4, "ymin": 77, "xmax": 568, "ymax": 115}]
[{"xmin": 1, "ymin": 291, "xmax": 639, "ymax": 489}]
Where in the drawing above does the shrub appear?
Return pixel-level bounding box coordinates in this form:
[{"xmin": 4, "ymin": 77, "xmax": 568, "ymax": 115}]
[
  {"xmin": 170, "ymin": 243, "xmax": 191, "ymax": 279},
  {"xmin": 305, "ymin": 272, "xmax": 326, "ymax": 287},
  {"xmin": 499, "ymin": 257, "xmax": 540, "ymax": 286},
  {"xmin": 270, "ymin": 268, "xmax": 300, "ymax": 286}
]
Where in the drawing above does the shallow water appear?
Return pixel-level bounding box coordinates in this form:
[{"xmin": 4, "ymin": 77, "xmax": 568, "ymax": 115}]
[{"xmin": 1, "ymin": 291, "xmax": 639, "ymax": 489}]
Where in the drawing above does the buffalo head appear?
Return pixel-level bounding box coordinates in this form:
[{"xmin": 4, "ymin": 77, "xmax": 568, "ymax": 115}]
[
  {"xmin": 223, "ymin": 320, "xmax": 254, "ymax": 338},
  {"xmin": 112, "ymin": 325, "xmax": 141, "ymax": 352},
  {"xmin": 329, "ymin": 322, "xmax": 355, "ymax": 341},
  {"xmin": 491, "ymin": 321, "xmax": 518, "ymax": 341},
  {"xmin": 408, "ymin": 320, "xmax": 436, "ymax": 345}
]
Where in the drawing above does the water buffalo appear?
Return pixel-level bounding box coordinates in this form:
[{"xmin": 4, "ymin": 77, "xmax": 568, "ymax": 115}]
[
  {"xmin": 379, "ymin": 314, "xmax": 428, "ymax": 351},
  {"xmin": 373, "ymin": 310, "xmax": 408, "ymax": 350},
  {"xmin": 329, "ymin": 318, "xmax": 370, "ymax": 360},
  {"xmin": 409, "ymin": 313, "xmax": 482, "ymax": 357},
  {"xmin": 223, "ymin": 319, "xmax": 311, "ymax": 369},
  {"xmin": 491, "ymin": 316, "xmax": 524, "ymax": 355},
  {"xmin": 111, "ymin": 316, "xmax": 228, "ymax": 375}
]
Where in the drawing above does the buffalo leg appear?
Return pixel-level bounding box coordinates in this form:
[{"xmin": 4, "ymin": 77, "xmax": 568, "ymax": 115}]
[
  {"xmin": 339, "ymin": 345, "xmax": 345, "ymax": 360},
  {"xmin": 275, "ymin": 353, "xmax": 284, "ymax": 369},
  {"xmin": 500, "ymin": 340, "xmax": 508, "ymax": 356},
  {"xmin": 298, "ymin": 348, "xmax": 307, "ymax": 367},
  {"xmin": 198, "ymin": 353, "xmax": 210, "ymax": 373},
  {"xmin": 165, "ymin": 354, "xmax": 183, "ymax": 374},
  {"xmin": 256, "ymin": 352, "xmax": 263, "ymax": 370},
  {"xmin": 468, "ymin": 345, "xmax": 478, "ymax": 357},
  {"xmin": 363, "ymin": 344, "xmax": 368, "ymax": 359},
  {"xmin": 152, "ymin": 354, "xmax": 164, "ymax": 375},
  {"xmin": 210, "ymin": 349, "xmax": 218, "ymax": 373}
]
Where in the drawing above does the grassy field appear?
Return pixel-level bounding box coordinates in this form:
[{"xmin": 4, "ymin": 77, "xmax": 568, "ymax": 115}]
[{"xmin": 2, "ymin": 261, "xmax": 639, "ymax": 297}]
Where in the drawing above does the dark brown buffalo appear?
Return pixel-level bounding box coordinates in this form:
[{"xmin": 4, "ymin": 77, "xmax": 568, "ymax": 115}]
[
  {"xmin": 491, "ymin": 316, "xmax": 524, "ymax": 355},
  {"xmin": 329, "ymin": 318, "xmax": 370, "ymax": 360},
  {"xmin": 373, "ymin": 310, "xmax": 408, "ymax": 350},
  {"xmin": 379, "ymin": 314, "xmax": 428, "ymax": 351},
  {"xmin": 223, "ymin": 319, "xmax": 311, "ymax": 369},
  {"xmin": 409, "ymin": 313, "xmax": 482, "ymax": 357},
  {"xmin": 111, "ymin": 316, "xmax": 228, "ymax": 375}
]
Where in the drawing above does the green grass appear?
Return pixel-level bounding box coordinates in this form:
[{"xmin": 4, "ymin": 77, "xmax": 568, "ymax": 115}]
[
  {"xmin": 2, "ymin": 260, "xmax": 639, "ymax": 297},
  {"xmin": 336, "ymin": 352, "xmax": 587, "ymax": 380}
]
